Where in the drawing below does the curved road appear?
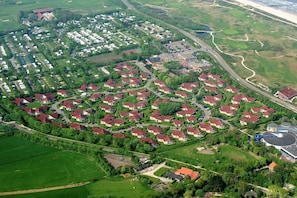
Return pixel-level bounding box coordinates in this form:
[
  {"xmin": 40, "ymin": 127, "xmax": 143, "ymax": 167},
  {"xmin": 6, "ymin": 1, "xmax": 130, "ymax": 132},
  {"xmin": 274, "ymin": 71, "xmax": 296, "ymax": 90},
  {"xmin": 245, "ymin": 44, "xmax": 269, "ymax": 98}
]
[{"xmin": 121, "ymin": 0, "xmax": 297, "ymax": 113}]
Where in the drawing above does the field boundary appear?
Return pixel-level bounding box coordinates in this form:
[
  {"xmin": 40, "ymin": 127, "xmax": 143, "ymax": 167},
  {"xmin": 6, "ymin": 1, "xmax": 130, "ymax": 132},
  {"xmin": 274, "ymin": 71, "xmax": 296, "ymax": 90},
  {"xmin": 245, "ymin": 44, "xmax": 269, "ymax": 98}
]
[{"xmin": 0, "ymin": 182, "xmax": 91, "ymax": 196}]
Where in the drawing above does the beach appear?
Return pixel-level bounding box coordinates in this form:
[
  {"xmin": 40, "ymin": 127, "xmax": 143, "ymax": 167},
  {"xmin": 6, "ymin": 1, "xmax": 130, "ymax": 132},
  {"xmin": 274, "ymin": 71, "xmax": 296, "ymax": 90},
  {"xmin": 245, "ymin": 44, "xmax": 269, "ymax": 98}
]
[{"xmin": 233, "ymin": 0, "xmax": 297, "ymax": 25}]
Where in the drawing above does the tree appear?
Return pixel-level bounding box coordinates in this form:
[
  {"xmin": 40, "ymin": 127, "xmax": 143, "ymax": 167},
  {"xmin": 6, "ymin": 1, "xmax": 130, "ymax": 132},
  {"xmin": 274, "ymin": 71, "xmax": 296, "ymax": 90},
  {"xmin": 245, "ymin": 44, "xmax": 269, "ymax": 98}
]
[
  {"xmin": 267, "ymin": 185, "xmax": 289, "ymax": 198},
  {"xmin": 159, "ymin": 102, "xmax": 181, "ymax": 116}
]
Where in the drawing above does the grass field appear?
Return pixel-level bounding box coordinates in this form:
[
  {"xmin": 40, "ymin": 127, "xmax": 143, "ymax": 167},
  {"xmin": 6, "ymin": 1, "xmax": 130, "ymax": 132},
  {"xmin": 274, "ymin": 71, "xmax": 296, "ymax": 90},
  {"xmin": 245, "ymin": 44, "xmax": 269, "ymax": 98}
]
[
  {"xmin": 132, "ymin": 0, "xmax": 297, "ymax": 89},
  {"xmin": 87, "ymin": 176, "xmax": 154, "ymax": 198},
  {"xmin": 6, "ymin": 176, "xmax": 155, "ymax": 198},
  {"xmin": 0, "ymin": 0, "xmax": 124, "ymax": 31},
  {"xmin": 160, "ymin": 142, "xmax": 258, "ymax": 171},
  {"xmin": 0, "ymin": 136, "xmax": 105, "ymax": 192}
]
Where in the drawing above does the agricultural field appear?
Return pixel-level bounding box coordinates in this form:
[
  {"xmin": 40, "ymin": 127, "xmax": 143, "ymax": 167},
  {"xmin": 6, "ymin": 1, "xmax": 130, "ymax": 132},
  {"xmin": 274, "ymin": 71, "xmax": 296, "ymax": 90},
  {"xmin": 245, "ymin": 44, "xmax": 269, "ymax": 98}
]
[
  {"xmin": 0, "ymin": 136, "xmax": 105, "ymax": 193},
  {"xmin": 0, "ymin": 0, "xmax": 124, "ymax": 32},
  {"xmin": 131, "ymin": 0, "xmax": 297, "ymax": 90}
]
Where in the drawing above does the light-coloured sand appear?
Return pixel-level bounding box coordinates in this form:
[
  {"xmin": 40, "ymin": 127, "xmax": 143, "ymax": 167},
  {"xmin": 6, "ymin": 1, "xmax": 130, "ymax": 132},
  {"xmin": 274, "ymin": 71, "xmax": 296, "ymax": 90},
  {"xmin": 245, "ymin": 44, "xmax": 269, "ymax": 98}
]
[{"xmin": 233, "ymin": 0, "xmax": 297, "ymax": 24}]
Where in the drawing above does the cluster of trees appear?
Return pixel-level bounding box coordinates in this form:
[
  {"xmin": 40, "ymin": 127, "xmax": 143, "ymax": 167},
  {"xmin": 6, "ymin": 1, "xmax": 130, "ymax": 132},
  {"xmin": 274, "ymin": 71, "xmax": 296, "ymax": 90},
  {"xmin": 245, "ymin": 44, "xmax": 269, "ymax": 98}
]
[{"xmin": 159, "ymin": 102, "xmax": 181, "ymax": 116}]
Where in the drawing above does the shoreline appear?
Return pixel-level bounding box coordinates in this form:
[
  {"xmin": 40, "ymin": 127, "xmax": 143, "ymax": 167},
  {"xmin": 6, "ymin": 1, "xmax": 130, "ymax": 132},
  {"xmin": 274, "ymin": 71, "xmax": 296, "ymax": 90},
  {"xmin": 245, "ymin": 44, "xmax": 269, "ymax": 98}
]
[{"xmin": 233, "ymin": 0, "xmax": 297, "ymax": 25}]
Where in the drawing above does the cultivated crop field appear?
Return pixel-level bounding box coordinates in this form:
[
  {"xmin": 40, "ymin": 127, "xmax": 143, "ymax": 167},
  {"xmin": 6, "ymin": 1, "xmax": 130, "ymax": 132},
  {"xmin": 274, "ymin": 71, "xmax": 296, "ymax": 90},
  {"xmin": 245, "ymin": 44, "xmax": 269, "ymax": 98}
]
[
  {"xmin": 0, "ymin": 136, "xmax": 105, "ymax": 192},
  {"xmin": 131, "ymin": 0, "xmax": 297, "ymax": 90}
]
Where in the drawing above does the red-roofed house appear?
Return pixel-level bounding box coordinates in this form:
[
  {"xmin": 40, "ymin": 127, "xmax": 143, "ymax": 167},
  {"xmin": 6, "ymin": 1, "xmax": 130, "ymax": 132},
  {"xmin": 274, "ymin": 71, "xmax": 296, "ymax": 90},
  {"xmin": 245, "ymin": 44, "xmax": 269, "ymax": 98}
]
[
  {"xmin": 199, "ymin": 123, "xmax": 214, "ymax": 133},
  {"xmin": 186, "ymin": 116, "xmax": 197, "ymax": 123},
  {"xmin": 204, "ymin": 80, "xmax": 217, "ymax": 88},
  {"xmin": 88, "ymin": 84, "xmax": 100, "ymax": 91},
  {"xmin": 207, "ymin": 73, "xmax": 220, "ymax": 80},
  {"xmin": 175, "ymin": 167, "xmax": 199, "ymax": 180},
  {"xmin": 93, "ymin": 128, "xmax": 109, "ymax": 135},
  {"xmin": 71, "ymin": 110, "xmax": 86, "ymax": 122},
  {"xmin": 173, "ymin": 120, "xmax": 184, "ymax": 127},
  {"xmin": 180, "ymin": 83, "xmax": 196, "ymax": 93},
  {"xmin": 102, "ymin": 95, "xmax": 117, "ymax": 106},
  {"xmin": 123, "ymin": 102, "xmax": 136, "ymax": 111},
  {"xmin": 52, "ymin": 122, "xmax": 66, "ymax": 128},
  {"xmin": 175, "ymin": 91, "xmax": 188, "ymax": 99},
  {"xmin": 156, "ymin": 134, "xmax": 174, "ymax": 145},
  {"xmin": 269, "ymin": 161, "xmax": 277, "ymax": 172},
  {"xmin": 251, "ymin": 107, "xmax": 261, "ymax": 114},
  {"xmin": 140, "ymin": 138, "xmax": 158, "ymax": 147},
  {"xmin": 240, "ymin": 114, "xmax": 259, "ymax": 125},
  {"xmin": 231, "ymin": 95, "xmax": 242, "ymax": 104},
  {"xmin": 89, "ymin": 93, "xmax": 102, "ymax": 102},
  {"xmin": 277, "ymin": 88, "xmax": 297, "ymax": 100},
  {"xmin": 35, "ymin": 93, "xmax": 55, "ymax": 104},
  {"xmin": 78, "ymin": 84, "xmax": 87, "ymax": 92},
  {"xmin": 187, "ymin": 127, "xmax": 203, "ymax": 137},
  {"xmin": 131, "ymin": 128, "xmax": 147, "ymax": 138},
  {"xmin": 204, "ymin": 86, "xmax": 218, "ymax": 93},
  {"xmin": 159, "ymin": 86, "xmax": 172, "ymax": 94},
  {"xmin": 154, "ymin": 80, "xmax": 166, "ymax": 87},
  {"xmin": 36, "ymin": 114, "xmax": 50, "ymax": 123},
  {"xmin": 209, "ymin": 118, "xmax": 225, "ymax": 129},
  {"xmin": 13, "ymin": 97, "xmax": 32, "ymax": 106},
  {"xmin": 70, "ymin": 123, "xmax": 85, "ymax": 131},
  {"xmin": 57, "ymin": 90, "xmax": 69, "ymax": 97},
  {"xmin": 113, "ymin": 133, "xmax": 127, "ymax": 139},
  {"xmin": 147, "ymin": 126, "xmax": 163, "ymax": 135},
  {"xmin": 198, "ymin": 73, "xmax": 208, "ymax": 81},
  {"xmin": 217, "ymin": 79, "xmax": 226, "ymax": 87},
  {"xmin": 241, "ymin": 94, "xmax": 256, "ymax": 102},
  {"xmin": 225, "ymin": 86, "xmax": 240, "ymax": 93},
  {"xmin": 171, "ymin": 130, "xmax": 188, "ymax": 142},
  {"xmin": 100, "ymin": 104, "xmax": 114, "ymax": 113},
  {"xmin": 203, "ymin": 96, "xmax": 217, "ymax": 106}
]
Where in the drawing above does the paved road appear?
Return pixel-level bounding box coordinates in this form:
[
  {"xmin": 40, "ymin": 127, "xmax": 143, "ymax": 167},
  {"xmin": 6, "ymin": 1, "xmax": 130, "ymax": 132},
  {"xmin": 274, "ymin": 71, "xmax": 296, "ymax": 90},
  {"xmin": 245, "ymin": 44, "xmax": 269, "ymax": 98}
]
[{"xmin": 121, "ymin": 0, "xmax": 297, "ymax": 114}]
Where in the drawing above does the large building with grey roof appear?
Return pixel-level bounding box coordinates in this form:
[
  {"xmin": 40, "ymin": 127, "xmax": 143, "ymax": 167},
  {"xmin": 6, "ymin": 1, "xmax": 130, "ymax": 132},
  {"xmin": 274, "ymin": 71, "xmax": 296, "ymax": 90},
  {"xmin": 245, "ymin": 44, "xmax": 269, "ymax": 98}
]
[{"xmin": 261, "ymin": 123, "xmax": 297, "ymax": 161}]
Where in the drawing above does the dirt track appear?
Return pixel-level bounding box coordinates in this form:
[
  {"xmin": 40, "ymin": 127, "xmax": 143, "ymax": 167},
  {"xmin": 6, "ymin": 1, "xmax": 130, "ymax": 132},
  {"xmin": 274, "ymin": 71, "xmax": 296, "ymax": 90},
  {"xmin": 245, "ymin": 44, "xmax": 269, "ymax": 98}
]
[{"xmin": 0, "ymin": 182, "xmax": 90, "ymax": 196}]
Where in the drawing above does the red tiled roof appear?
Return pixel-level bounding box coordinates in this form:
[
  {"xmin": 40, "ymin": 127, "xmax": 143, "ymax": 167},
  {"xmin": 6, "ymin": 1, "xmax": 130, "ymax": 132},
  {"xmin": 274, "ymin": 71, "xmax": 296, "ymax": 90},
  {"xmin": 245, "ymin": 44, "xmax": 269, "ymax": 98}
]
[
  {"xmin": 175, "ymin": 167, "xmax": 199, "ymax": 180},
  {"xmin": 278, "ymin": 87, "xmax": 297, "ymax": 100},
  {"xmin": 93, "ymin": 128, "xmax": 109, "ymax": 135}
]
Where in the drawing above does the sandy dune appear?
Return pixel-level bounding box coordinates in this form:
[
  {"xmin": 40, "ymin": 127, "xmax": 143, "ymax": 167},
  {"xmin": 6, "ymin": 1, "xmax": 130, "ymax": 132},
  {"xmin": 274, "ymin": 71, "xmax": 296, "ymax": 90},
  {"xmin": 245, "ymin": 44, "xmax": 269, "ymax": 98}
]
[{"xmin": 233, "ymin": 0, "xmax": 297, "ymax": 24}]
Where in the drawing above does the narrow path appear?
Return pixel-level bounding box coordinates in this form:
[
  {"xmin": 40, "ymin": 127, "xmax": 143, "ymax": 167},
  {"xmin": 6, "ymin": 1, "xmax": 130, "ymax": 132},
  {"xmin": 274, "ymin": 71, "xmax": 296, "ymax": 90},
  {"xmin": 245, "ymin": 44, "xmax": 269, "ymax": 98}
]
[
  {"xmin": 0, "ymin": 182, "xmax": 91, "ymax": 196},
  {"xmin": 210, "ymin": 32, "xmax": 256, "ymax": 84}
]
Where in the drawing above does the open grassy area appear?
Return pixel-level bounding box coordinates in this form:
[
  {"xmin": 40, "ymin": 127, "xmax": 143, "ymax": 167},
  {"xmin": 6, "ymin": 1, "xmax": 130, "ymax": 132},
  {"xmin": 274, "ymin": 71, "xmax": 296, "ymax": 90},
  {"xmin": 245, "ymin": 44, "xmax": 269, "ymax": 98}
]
[
  {"xmin": 0, "ymin": 0, "xmax": 123, "ymax": 32},
  {"xmin": 154, "ymin": 167, "xmax": 172, "ymax": 177},
  {"xmin": 5, "ymin": 176, "xmax": 156, "ymax": 198},
  {"xmin": 132, "ymin": 0, "xmax": 297, "ymax": 89},
  {"xmin": 160, "ymin": 142, "xmax": 258, "ymax": 171},
  {"xmin": 87, "ymin": 176, "xmax": 154, "ymax": 198},
  {"xmin": 0, "ymin": 136, "xmax": 105, "ymax": 192}
]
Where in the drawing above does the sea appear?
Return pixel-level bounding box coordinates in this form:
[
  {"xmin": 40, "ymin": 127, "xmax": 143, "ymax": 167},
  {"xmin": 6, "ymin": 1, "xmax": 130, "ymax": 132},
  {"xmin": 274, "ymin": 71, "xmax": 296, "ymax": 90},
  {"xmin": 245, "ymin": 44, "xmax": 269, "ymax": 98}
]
[{"xmin": 251, "ymin": 0, "xmax": 297, "ymax": 15}]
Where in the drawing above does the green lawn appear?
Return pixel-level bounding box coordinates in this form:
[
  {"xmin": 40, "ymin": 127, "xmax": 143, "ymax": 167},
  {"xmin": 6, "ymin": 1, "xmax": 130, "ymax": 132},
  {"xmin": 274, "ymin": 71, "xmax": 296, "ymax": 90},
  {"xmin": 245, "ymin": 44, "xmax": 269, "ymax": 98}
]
[
  {"xmin": 154, "ymin": 167, "xmax": 172, "ymax": 177},
  {"xmin": 87, "ymin": 176, "xmax": 154, "ymax": 198},
  {"xmin": 218, "ymin": 145, "xmax": 255, "ymax": 162},
  {"xmin": 0, "ymin": 136, "xmax": 105, "ymax": 192}
]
